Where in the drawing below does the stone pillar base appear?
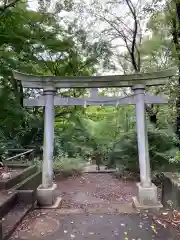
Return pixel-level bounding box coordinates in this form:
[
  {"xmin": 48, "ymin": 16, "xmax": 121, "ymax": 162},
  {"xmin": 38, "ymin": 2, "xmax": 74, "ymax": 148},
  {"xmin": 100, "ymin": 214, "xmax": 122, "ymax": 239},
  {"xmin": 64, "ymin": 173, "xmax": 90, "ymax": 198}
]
[
  {"xmin": 37, "ymin": 183, "xmax": 57, "ymax": 206},
  {"xmin": 132, "ymin": 182, "xmax": 163, "ymax": 210}
]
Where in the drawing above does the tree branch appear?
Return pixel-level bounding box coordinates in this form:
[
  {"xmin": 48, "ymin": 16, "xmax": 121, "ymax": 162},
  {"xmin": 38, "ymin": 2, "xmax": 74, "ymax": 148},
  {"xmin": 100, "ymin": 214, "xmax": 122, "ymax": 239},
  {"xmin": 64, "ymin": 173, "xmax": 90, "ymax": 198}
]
[
  {"xmin": 125, "ymin": 0, "xmax": 138, "ymax": 72},
  {"xmin": 0, "ymin": 0, "xmax": 20, "ymax": 16}
]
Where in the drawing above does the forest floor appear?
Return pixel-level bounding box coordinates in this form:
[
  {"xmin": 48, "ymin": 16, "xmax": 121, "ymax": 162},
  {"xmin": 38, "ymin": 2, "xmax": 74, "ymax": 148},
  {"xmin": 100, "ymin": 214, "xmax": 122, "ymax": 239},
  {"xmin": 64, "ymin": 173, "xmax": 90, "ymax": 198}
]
[{"xmin": 10, "ymin": 173, "xmax": 179, "ymax": 240}]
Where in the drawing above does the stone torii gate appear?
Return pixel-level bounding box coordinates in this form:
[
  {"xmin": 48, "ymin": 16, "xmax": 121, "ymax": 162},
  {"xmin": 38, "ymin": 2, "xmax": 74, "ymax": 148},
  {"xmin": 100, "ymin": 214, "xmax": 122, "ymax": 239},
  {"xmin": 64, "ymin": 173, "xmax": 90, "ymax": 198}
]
[{"xmin": 13, "ymin": 69, "xmax": 175, "ymax": 209}]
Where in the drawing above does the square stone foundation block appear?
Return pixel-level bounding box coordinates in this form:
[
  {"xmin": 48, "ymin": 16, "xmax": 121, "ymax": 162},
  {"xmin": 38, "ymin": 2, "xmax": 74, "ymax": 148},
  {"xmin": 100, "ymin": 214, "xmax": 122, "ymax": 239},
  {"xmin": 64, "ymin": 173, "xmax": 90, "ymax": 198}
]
[
  {"xmin": 132, "ymin": 182, "xmax": 163, "ymax": 210},
  {"xmin": 37, "ymin": 183, "xmax": 57, "ymax": 206}
]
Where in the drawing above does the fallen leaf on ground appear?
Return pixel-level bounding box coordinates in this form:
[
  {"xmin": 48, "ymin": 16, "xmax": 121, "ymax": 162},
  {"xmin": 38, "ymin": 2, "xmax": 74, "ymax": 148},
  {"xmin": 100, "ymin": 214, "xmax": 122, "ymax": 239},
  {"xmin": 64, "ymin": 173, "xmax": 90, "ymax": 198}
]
[
  {"xmin": 155, "ymin": 219, "xmax": 166, "ymax": 228},
  {"xmin": 162, "ymin": 212, "xmax": 168, "ymax": 216}
]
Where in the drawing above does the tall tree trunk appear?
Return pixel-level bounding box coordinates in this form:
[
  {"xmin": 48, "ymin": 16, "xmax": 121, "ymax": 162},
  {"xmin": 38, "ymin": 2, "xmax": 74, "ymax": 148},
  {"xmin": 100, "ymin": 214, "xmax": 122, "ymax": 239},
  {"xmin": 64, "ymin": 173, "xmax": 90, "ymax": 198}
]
[
  {"xmin": 175, "ymin": 0, "xmax": 180, "ymax": 143},
  {"xmin": 171, "ymin": 0, "xmax": 180, "ymax": 143}
]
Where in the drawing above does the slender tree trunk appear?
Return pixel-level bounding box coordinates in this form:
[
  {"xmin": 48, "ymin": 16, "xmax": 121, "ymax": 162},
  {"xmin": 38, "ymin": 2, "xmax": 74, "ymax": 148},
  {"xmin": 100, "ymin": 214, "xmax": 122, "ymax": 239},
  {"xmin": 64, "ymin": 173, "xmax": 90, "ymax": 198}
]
[
  {"xmin": 171, "ymin": 0, "xmax": 180, "ymax": 143},
  {"xmin": 176, "ymin": 68, "xmax": 180, "ymax": 143},
  {"xmin": 175, "ymin": 0, "xmax": 180, "ymax": 142}
]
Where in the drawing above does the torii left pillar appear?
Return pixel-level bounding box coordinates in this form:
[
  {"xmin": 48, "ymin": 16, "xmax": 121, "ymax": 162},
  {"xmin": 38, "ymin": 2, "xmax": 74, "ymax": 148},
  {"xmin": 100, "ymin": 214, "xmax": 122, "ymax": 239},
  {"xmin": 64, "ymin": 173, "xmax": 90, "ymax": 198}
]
[{"xmin": 36, "ymin": 87, "xmax": 58, "ymax": 206}]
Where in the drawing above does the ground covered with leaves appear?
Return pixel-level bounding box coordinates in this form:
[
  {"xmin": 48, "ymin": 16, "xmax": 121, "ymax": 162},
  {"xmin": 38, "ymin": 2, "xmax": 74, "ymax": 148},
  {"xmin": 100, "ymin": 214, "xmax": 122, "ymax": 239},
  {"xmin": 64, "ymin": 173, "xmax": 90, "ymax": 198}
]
[
  {"xmin": 10, "ymin": 173, "xmax": 179, "ymax": 239},
  {"xmin": 56, "ymin": 173, "xmax": 138, "ymax": 209},
  {"xmin": 10, "ymin": 211, "xmax": 176, "ymax": 240}
]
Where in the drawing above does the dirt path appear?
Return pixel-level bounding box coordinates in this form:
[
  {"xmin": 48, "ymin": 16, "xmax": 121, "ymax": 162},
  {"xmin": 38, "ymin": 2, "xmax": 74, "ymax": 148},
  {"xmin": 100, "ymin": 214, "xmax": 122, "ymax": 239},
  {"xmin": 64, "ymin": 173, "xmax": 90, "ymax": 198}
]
[
  {"xmin": 10, "ymin": 211, "xmax": 175, "ymax": 240},
  {"xmin": 9, "ymin": 173, "xmax": 177, "ymax": 240},
  {"xmin": 56, "ymin": 173, "xmax": 137, "ymax": 212}
]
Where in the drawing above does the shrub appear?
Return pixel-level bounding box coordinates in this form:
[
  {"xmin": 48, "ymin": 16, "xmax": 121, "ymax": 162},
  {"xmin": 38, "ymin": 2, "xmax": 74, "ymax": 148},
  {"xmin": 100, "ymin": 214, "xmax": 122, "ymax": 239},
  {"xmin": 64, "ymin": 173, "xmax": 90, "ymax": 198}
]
[
  {"xmin": 0, "ymin": 131, "xmax": 8, "ymax": 161},
  {"xmin": 53, "ymin": 135, "xmax": 64, "ymax": 157},
  {"xmin": 107, "ymin": 131, "xmax": 139, "ymax": 172},
  {"xmin": 108, "ymin": 128, "xmax": 179, "ymax": 173},
  {"xmin": 168, "ymin": 151, "xmax": 180, "ymax": 165},
  {"xmin": 53, "ymin": 155, "xmax": 85, "ymax": 177},
  {"xmin": 176, "ymin": 151, "xmax": 180, "ymax": 161},
  {"xmin": 31, "ymin": 157, "xmax": 42, "ymax": 171}
]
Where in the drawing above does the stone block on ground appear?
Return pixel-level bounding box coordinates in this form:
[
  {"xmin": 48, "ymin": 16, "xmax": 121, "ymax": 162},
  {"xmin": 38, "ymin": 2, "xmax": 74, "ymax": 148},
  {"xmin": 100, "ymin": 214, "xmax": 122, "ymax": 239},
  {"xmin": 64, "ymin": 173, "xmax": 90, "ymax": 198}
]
[
  {"xmin": 132, "ymin": 182, "xmax": 163, "ymax": 210},
  {"xmin": 37, "ymin": 183, "xmax": 57, "ymax": 206}
]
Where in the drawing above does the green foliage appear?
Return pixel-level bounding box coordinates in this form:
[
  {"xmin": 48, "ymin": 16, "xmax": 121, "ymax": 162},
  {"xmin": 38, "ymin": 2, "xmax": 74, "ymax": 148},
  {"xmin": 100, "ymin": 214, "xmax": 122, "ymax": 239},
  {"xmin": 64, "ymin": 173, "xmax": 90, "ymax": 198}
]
[
  {"xmin": 169, "ymin": 151, "xmax": 180, "ymax": 164},
  {"xmin": 109, "ymin": 128, "xmax": 179, "ymax": 172},
  {"xmin": 0, "ymin": 130, "xmax": 8, "ymax": 161},
  {"xmin": 176, "ymin": 151, "xmax": 180, "ymax": 161},
  {"xmin": 0, "ymin": 1, "xmax": 111, "ymax": 156},
  {"xmin": 53, "ymin": 107, "xmax": 179, "ymax": 175},
  {"xmin": 52, "ymin": 106, "xmax": 137, "ymax": 170},
  {"xmin": 64, "ymin": 113, "xmax": 120, "ymax": 162},
  {"xmin": 53, "ymin": 156, "xmax": 85, "ymax": 177}
]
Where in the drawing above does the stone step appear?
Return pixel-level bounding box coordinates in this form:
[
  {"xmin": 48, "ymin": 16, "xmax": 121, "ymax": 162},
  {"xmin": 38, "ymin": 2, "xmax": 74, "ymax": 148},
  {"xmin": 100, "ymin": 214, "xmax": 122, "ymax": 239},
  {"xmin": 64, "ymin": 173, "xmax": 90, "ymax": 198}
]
[
  {"xmin": 0, "ymin": 168, "xmax": 40, "ymax": 218},
  {"xmin": 0, "ymin": 166, "xmax": 40, "ymax": 239},
  {"xmin": 0, "ymin": 203, "xmax": 31, "ymax": 240},
  {"xmin": 0, "ymin": 165, "xmax": 38, "ymax": 190},
  {"xmin": 56, "ymin": 203, "xmax": 137, "ymax": 214},
  {"xmin": 15, "ymin": 171, "xmax": 41, "ymax": 191},
  {"xmin": 0, "ymin": 192, "xmax": 17, "ymax": 218},
  {"xmin": 16, "ymin": 171, "xmax": 42, "ymax": 204},
  {"xmin": 83, "ymin": 165, "xmax": 116, "ymax": 173}
]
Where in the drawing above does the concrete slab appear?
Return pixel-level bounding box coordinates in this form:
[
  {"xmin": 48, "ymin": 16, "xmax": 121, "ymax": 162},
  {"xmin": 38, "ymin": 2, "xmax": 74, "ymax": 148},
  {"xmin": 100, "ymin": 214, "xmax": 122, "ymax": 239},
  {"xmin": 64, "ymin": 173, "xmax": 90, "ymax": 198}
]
[
  {"xmin": 132, "ymin": 196, "xmax": 163, "ymax": 211},
  {"xmin": 83, "ymin": 165, "xmax": 116, "ymax": 173}
]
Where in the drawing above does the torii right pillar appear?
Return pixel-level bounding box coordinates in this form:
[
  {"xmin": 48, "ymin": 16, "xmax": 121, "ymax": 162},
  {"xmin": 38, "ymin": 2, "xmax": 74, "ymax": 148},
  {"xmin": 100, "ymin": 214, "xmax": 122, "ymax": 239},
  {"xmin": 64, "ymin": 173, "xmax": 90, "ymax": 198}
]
[{"xmin": 132, "ymin": 84, "xmax": 162, "ymax": 210}]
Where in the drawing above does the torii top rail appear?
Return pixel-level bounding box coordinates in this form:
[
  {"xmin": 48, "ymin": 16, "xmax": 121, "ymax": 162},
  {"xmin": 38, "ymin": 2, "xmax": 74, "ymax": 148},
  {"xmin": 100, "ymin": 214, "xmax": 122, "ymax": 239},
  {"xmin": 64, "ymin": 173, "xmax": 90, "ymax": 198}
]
[{"xmin": 13, "ymin": 68, "xmax": 175, "ymax": 88}]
